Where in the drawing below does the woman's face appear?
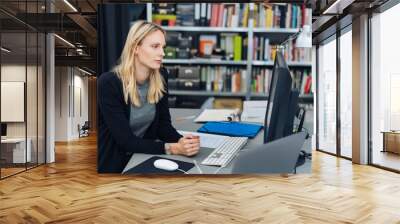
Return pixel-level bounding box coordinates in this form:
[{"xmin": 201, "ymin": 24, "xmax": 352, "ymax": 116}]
[{"xmin": 135, "ymin": 30, "xmax": 166, "ymax": 70}]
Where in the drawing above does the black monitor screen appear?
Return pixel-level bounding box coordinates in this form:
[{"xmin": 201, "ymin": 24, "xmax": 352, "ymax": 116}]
[
  {"xmin": 284, "ymin": 90, "xmax": 300, "ymax": 136},
  {"xmin": 264, "ymin": 52, "xmax": 293, "ymax": 143},
  {"xmin": 1, "ymin": 123, "xmax": 7, "ymax": 137}
]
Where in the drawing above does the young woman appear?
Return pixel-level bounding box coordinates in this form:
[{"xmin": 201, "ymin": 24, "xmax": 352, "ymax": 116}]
[{"xmin": 97, "ymin": 20, "xmax": 200, "ymax": 173}]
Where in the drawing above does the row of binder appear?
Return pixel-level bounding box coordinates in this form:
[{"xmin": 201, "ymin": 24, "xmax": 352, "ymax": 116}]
[
  {"xmin": 166, "ymin": 65, "xmax": 313, "ymax": 95},
  {"xmin": 201, "ymin": 67, "xmax": 247, "ymax": 93},
  {"xmin": 251, "ymin": 68, "xmax": 313, "ymax": 94},
  {"xmin": 253, "ymin": 38, "xmax": 311, "ymax": 62},
  {"xmin": 254, "ymin": 4, "xmax": 312, "ymax": 28},
  {"xmin": 164, "ymin": 33, "xmax": 311, "ymax": 63}
]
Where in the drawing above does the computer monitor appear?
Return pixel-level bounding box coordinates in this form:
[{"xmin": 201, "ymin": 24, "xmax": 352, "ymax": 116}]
[
  {"xmin": 1, "ymin": 123, "xmax": 7, "ymax": 137},
  {"xmin": 263, "ymin": 51, "xmax": 293, "ymax": 143},
  {"xmin": 284, "ymin": 90, "xmax": 300, "ymax": 136},
  {"xmin": 295, "ymin": 108, "xmax": 306, "ymax": 133},
  {"xmin": 273, "ymin": 49, "xmax": 289, "ymax": 70}
]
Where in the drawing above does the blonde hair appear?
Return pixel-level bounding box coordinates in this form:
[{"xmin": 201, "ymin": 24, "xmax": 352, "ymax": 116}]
[{"xmin": 113, "ymin": 20, "xmax": 166, "ymax": 107}]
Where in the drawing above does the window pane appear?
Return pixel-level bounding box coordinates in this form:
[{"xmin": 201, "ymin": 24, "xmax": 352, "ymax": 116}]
[
  {"xmin": 318, "ymin": 37, "xmax": 337, "ymax": 154},
  {"xmin": 371, "ymin": 3, "xmax": 400, "ymax": 171},
  {"xmin": 340, "ymin": 29, "xmax": 352, "ymax": 158}
]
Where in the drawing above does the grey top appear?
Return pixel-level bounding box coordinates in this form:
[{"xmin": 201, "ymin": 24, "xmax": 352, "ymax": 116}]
[{"xmin": 129, "ymin": 81, "xmax": 156, "ymax": 138}]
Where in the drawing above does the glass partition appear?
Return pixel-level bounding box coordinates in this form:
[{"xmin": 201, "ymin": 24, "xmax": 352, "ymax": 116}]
[
  {"xmin": 27, "ymin": 30, "xmax": 38, "ymax": 169},
  {"xmin": 1, "ymin": 31, "xmax": 28, "ymax": 177},
  {"xmin": 0, "ymin": 1, "xmax": 46, "ymax": 179}
]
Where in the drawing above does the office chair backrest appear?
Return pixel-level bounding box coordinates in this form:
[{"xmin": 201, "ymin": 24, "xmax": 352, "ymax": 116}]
[
  {"xmin": 232, "ymin": 132, "xmax": 307, "ymax": 174},
  {"xmin": 82, "ymin": 121, "xmax": 90, "ymax": 130}
]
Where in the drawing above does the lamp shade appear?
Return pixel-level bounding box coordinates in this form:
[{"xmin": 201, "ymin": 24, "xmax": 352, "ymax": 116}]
[{"xmin": 296, "ymin": 25, "xmax": 312, "ymax": 48}]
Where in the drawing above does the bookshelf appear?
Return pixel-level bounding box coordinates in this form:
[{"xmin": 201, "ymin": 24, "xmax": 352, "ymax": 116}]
[{"xmin": 147, "ymin": 3, "xmax": 313, "ymax": 105}]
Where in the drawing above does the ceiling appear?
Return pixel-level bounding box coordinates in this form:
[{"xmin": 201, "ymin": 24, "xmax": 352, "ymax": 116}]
[
  {"xmin": 0, "ymin": 0, "xmax": 102, "ymax": 72},
  {"xmin": 311, "ymin": 0, "xmax": 392, "ymax": 44}
]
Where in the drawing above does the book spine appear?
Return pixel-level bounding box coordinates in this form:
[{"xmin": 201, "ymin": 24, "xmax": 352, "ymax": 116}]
[
  {"xmin": 233, "ymin": 35, "xmax": 242, "ymax": 61},
  {"xmin": 200, "ymin": 3, "xmax": 207, "ymax": 26},
  {"xmin": 210, "ymin": 4, "xmax": 218, "ymax": 27},
  {"xmin": 206, "ymin": 3, "xmax": 212, "ymax": 26},
  {"xmin": 194, "ymin": 3, "xmax": 201, "ymax": 26}
]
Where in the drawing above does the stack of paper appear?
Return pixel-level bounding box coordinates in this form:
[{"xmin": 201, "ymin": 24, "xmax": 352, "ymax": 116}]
[
  {"xmin": 194, "ymin": 109, "xmax": 237, "ymax": 123},
  {"xmin": 240, "ymin": 100, "xmax": 268, "ymax": 124}
]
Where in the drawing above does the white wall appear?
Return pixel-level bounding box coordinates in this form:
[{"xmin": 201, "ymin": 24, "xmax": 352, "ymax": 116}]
[
  {"xmin": 1, "ymin": 64, "xmax": 26, "ymax": 81},
  {"xmin": 54, "ymin": 67, "xmax": 89, "ymax": 141},
  {"xmin": 1, "ymin": 65, "xmax": 37, "ymax": 137},
  {"xmin": 55, "ymin": 67, "xmax": 69, "ymax": 141},
  {"xmin": 1, "ymin": 63, "xmax": 46, "ymax": 164},
  {"xmin": 72, "ymin": 71, "xmax": 89, "ymax": 138}
]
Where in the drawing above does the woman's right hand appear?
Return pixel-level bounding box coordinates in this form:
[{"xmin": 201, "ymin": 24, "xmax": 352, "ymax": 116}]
[{"xmin": 170, "ymin": 135, "xmax": 200, "ymax": 157}]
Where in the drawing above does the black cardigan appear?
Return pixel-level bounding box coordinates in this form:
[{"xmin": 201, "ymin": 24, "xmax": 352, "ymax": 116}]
[{"xmin": 97, "ymin": 68, "xmax": 182, "ymax": 173}]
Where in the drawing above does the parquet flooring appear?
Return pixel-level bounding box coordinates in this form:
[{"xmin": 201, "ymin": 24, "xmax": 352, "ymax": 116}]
[
  {"xmin": 1, "ymin": 135, "xmax": 400, "ymax": 223},
  {"xmin": 1, "ymin": 167, "xmax": 26, "ymax": 177}
]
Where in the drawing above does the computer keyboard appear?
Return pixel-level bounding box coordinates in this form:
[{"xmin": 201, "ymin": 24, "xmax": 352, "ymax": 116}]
[{"xmin": 201, "ymin": 137, "xmax": 248, "ymax": 167}]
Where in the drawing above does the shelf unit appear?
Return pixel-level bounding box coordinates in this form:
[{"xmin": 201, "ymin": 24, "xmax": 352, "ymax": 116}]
[
  {"xmin": 252, "ymin": 61, "xmax": 312, "ymax": 67},
  {"xmin": 162, "ymin": 59, "xmax": 247, "ymax": 65},
  {"xmin": 169, "ymin": 91, "xmax": 313, "ymax": 102},
  {"xmin": 162, "ymin": 26, "xmax": 249, "ymax": 33},
  {"xmin": 169, "ymin": 90, "xmax": 246, "ymax": 97},
  {"xmin": 147, "ymin": 3, "xmax": 313, "ymax": 102}
]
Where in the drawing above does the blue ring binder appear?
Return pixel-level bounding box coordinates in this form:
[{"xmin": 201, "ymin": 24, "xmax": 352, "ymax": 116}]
[{"xmin": 197, "ymin": 121, "xmax": 263, "ymax": 138}]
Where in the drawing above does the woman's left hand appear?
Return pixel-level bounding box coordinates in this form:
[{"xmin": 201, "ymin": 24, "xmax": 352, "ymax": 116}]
[{"xmin": 170, "ymin": 135, "xmax": 200, "ymax": 156}]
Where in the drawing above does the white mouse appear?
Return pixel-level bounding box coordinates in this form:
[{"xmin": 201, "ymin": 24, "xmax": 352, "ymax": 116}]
[{"xmin": 153, "ymin": 159, "xmax": 179, "ymax": 171}]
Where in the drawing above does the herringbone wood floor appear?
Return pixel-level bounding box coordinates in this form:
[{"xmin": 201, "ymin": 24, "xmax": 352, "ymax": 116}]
[{"xmin": 1, "ymin": 135, "xmax": 400, "ymax": 224}]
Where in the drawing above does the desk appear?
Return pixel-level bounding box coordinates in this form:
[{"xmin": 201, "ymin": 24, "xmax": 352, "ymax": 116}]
[
  {"xmin": 1, "ymin": 138, "xmax": 31, "ymax": 163},
  {"xmin": 123, "ymin": 109, "xmax": 311, "ymax": 174}
]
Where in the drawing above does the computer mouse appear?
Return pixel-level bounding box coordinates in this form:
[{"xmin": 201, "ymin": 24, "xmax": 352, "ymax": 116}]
[{"xmin": 153, "ymin": 159, "xmax": 179, "ymax": 171}]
